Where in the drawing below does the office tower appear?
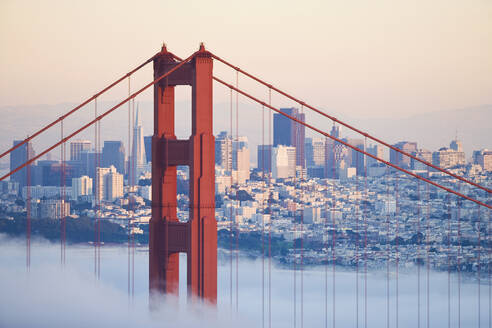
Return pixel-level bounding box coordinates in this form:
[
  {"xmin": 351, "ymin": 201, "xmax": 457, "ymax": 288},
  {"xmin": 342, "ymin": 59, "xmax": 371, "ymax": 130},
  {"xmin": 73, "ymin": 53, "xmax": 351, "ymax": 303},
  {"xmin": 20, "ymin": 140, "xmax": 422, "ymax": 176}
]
[
  {"xmin": 472, "ymin": 149, "xmax": 492, "ymax": 171},
  {"xmin": 10, "ymin": 140, "xmax": 35, "ymax": 190},
  {"xmin": 344, "ymin": 138, "xmax": 364, "ymax": 175},
  {"xmin": 305, "ymin": 138, "xmax": 326, "ymax": 178},
  {"xmin": 432, "ymin": 147, "xmax": 465, "ymax": 169},
  {"xmin": 79, "ymin": 150, "xmax": 100, "ymax": 180},
  {"xmin": 70, "ymin": 140, "xmax": 91, "ymax": 161},
  {"xmin": 272, "ymin": 145, "xmax": 296, "ymax": 179},
  {"xmin": 257, "ymin": 145, "xmax": 272, "ymax": 173},
  {"xmin": 232, "ymin": 136, "xmax": 250, "ymax": 183},
  {"xmin": 450, "ymin": 138, "xmax": 463, "ymax": 152},
  {"xmin": 102, "ymin": 141, "xmax": 125, "ymax": 174},
  {"xmin": 71, "ymin": 175, "xmax": 93, "ymax": 200},
  {"xmin": 310, "ymin": 138, "xmax": 325, "ymax": 167},
  {"xmin": 130, "ymin": 106, "xmax": 147, "ymax": 182},
  {"xmin": 144, "ymin": 136, "xmax": 152, "ymax": 163},
  {"xmin": 366, "ymin": 144, "xmax": 384, "ymax": 167},
  {"xmin": 305, "ymin": 138, "xmax": 314, "ymax": 167},
  {"xmin": 96, "ymin": 165, "xmax": 123, "ymax": 202},
  {"xmin": 411, "ymin": 149, "xmax": 432, "ymax": 170},
  {"xmin": 325, "ymin": 126, "xmax": 346, "ymax": 178},
  {"xmin": 273, "ymin": 107, "xmax": 305, "ymax": 168},
  {"xmin": 105, "ymin": 170, "xmax": 124, "ymax": 202},
  {"xmin": 215, "ymin": 131, "xmax": 232, "ymax": 171},
  {"xmin": 390, "ymin": 141, "xmax": 417, "ymax": 169}
]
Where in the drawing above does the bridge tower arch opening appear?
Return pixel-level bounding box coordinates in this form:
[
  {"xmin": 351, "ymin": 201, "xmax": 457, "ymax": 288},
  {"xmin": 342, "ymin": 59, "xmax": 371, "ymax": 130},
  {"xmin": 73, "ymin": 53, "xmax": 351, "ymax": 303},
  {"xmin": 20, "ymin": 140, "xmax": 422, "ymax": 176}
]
[{"xmin": 149, "ymin": 43, "xmax": 217, "ymax": 304}]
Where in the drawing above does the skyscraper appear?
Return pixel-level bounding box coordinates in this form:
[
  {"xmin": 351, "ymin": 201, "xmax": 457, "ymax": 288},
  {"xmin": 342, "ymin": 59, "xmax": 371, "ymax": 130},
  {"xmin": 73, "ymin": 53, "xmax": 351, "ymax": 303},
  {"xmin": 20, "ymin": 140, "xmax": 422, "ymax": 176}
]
[
  {"xmin": 366, "ymin": 144, "xmax": 384, "ymax": 167},
  {"xmin": 71, "ymin": 175, "xmax": 93, "ymax": 200},
  {"xmin": 346, "ymin": 138, "xmax": 365, "ymax": 176},
  {"xmin": 215, "ymin": 131, "xmax": 232, "ymax": 171},
  {"xmin": 130, "ymin": 106, "xmax": 146, "ymax": 183},
  {"xmin": 273, "ymin": 107, "xmax": 305, "ymax": 168},
  {"xmin": 102, "ymin": 141, "xmax": 125, "ymax": 174},
  {"xmin": 10, "ymin": 140, "xmax": 35, "ymax": 190},
  {"xmin": 272, "ymin": 145, "xmax": 296, "ymax": 179},
  {"xmin": 144, "ymin": 135, "xmax": 152, "ymax": 163},
  {"xmin": 257, "ymin": 145, "xmax": 272, "ymax": 173},
  {"xmin": 390, "ymin": 141, "xmax": 418, "ymax": 169},
  {"xmin": 70, "ymin": 140, "xmax": 91, "ymax": 161},
  {"xmin": 232, "ymin": 136, "xmax": 250, "ymax": 184},
  {"xmin": 96, "ymin": 165, "xmax": 123, "ymax": 202}
]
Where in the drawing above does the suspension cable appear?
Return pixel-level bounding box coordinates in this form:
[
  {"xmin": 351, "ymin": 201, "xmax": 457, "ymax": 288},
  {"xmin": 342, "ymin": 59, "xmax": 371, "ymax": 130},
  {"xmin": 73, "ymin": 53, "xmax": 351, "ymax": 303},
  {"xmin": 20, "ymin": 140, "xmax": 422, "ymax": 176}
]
[
  {"xmin": 210, "ymin": 53, "xmax": 490, "ymax": 194},
  {"xmin": 0, "ymin": 53, "xmax": 159, "ymax": 161},
  {"xmin": 211, "ymin": 76, "xmax": 491, "ymax": 209},
  {"xmin": 1, "ymin": 52, "xmax": 197, "ymax": 183}
]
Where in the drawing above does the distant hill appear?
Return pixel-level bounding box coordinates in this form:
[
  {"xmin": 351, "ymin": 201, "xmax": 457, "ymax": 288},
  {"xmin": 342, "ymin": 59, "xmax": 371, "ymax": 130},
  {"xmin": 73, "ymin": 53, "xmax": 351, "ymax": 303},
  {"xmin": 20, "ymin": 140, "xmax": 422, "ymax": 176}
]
[{"xmin": 0, "ymin": 102, "xmax": 490, "ymax": 165}]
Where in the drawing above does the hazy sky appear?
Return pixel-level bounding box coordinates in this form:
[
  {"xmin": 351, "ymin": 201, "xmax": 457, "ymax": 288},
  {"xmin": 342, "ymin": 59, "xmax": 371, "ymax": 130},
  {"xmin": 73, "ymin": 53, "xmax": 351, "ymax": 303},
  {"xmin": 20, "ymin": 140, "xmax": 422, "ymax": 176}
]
[{"xmin": 1, "ymin": 0, "xmax": 491, "ymax": 118}]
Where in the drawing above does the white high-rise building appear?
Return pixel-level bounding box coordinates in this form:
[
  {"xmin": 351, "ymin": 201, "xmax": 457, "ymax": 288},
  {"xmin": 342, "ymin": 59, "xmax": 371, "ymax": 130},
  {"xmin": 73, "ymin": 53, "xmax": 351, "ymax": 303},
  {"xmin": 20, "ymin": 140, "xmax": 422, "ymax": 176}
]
[
  {"xmin": 71, "ymin": 175, "xmax": 93, "ymax": 200},
  {"xmin": 233, "ymin": 136, "xmax": 250, "ymax": 184},
  {"xmin": 272, "ymin": 145, "xmax": 296, "ymax": 179},
  {"xmin": 130, "ymin": 106, "xmax": 147, "ymax": 183},
  {"xmin": 96, "ymin": 166, "xmax": 123, "ymax": 202},
  {"xmin": 105, "ymin": 170, "xmax": 123, "ymax": 202}
]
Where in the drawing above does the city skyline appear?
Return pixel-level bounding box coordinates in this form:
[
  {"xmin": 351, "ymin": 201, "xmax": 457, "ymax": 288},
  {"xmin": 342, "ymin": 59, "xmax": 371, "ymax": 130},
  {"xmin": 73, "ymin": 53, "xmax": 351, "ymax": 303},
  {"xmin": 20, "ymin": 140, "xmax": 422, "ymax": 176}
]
[{"xmin": 0, "ymin": 1, "xmax": 490, "ymax": 326}]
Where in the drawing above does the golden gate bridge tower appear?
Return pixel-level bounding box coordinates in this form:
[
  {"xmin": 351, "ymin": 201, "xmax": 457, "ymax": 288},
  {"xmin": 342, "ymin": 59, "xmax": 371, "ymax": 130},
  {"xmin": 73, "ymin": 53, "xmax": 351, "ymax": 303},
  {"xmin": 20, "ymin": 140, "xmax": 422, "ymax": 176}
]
[{"xmin": 149, "ymin": 43, "xmax": 217, "ymax": 303}]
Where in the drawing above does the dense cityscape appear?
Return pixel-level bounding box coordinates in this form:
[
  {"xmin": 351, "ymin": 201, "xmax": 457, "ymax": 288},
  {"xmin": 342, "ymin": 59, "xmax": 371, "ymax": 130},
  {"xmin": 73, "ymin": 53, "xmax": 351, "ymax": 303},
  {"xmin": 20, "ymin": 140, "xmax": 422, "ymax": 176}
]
[{"xmin": 1, "ymin": 107, "xmax": 491, "ymax": 276}]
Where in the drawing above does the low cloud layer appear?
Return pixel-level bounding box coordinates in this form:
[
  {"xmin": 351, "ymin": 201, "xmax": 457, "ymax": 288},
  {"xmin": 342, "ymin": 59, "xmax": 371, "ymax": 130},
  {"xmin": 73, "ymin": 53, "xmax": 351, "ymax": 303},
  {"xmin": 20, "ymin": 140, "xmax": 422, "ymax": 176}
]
[{"xmin": 0, "ymin": 234, "xmax": 486, "ymax": 327}]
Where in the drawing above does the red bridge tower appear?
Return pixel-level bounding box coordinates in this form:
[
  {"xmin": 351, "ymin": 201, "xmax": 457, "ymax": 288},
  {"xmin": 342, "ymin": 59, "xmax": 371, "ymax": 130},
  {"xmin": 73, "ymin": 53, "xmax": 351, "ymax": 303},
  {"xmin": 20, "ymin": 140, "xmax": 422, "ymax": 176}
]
[{"xmin": 149, "ymin": 44, "xmax": 217, "ymax": 304}]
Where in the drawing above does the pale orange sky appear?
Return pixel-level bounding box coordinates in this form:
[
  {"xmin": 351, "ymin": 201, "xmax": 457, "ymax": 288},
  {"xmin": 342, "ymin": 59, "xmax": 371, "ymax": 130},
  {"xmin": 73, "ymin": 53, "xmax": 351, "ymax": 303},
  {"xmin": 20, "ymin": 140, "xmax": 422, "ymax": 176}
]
[{"xmin": 0, "ymin": 0, "xmax": 491, "ymax": 118}]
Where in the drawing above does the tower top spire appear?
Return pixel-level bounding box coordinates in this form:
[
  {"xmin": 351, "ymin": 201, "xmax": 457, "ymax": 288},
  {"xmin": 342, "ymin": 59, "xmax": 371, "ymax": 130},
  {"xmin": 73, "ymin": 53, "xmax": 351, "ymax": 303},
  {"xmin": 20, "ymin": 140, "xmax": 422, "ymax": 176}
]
[{"xmin": 135, "ymin": 103, "xmax": 141, "ymax": 127}]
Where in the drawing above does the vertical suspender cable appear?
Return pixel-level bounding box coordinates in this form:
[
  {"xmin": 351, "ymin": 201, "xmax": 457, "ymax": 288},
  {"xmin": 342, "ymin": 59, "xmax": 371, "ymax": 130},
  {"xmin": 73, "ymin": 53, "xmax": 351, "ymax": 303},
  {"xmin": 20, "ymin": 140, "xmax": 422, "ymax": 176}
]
[
  {"xmin": 268, "ymin": 87, "xmax": 272, "ymax": 328},
  {"xmin": 131, "ymin": 99, "xmax": 136, "ymax": 301},
  {"xmin": 300, "ymin": 105, "xmax": 304, "ymax": 328},
  {"xmin": 261, "ymin": 102, "xmax": 265, "ymax": 328},
  {"xmin": 235, "ymin": 69, "xmax": 239, "ymax": 313},
  {"xmin": 229, "ymin": 88, "xmax": 233, "ymax": 310},
  {"xmin": 395, "ymin": 156, "xmax": 399, "ymax": 328},
  {"xmin": 417, "ymin": 177, "xmax": 421, "ymax": 328},
  {"xmin": 331, "ymin": 122, "xmax": 336, "ymax": 328},
  {"xmin": 457, "ymin": 183, "xmax": 461, "ymax": 328},
  {"xmin": 488, "ymin": 193, "xmax": 490, "ymax": 328},
  {"xmin": 355, "ymin": 144, "xmax": 360, "ymax": 328},
  {"xmin": 426, "ymin": 167, "xmax": 430, "ymax": 328},
  {"xmin": 386, "ymin": 165, "xmax": 390, "ymax": 328},
  {"xmin": 94, "ymin": 98, "xmax": 98, "ymax": 278},
  {"xmin": 127, "ymin": 76, "xmax": 131, "ymax": 300},
  {"xmin": 363, "ymin": 138, "xmax": 368, "ymax": 328},
  {"xmin": 97, "ymin": 100, "xmax": 101, "ymax": 280},
  {"xmin": 26, "ymin": 138, "xmax": 31, "ymax": 272},
  {"xmin": 477, "ymin": 202, "xmax": 481, "ymax": 327},
  {"xmin": 131, "ymin": 99, "xmax": 135, "ymax": 292},
  {"xmin": 324, "ymin": 137, "xmax": 329, "ymax": 328},
  {"xmin": 447, "ymin": 194, "xmax": 451, "ymax": 328},
  {"xmin": 294, "ymin": 144, "xmax": 297, "ymax": 328},
  {"xmin": 61, "ymin": 119, "xmax": 66, "ymax": 266}
]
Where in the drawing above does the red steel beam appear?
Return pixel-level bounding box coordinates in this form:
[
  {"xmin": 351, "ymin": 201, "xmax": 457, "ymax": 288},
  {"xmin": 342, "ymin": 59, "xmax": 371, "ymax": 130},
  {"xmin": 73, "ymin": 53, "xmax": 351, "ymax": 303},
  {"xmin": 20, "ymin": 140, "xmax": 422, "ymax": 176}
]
[
  {"xmin": 0, "ymin": 52, "xmax": 197, "ymax": 183},
  {"xmin": 213, "ymin": 76, "xmax": 491, "ymax": 210},
  {"xmin": 211, "ymin": 53, "xmax": 491, "ymax": 195},
  {"xmin": 0, "ymin": 53, "xmax": 160, "ymax": 161}
]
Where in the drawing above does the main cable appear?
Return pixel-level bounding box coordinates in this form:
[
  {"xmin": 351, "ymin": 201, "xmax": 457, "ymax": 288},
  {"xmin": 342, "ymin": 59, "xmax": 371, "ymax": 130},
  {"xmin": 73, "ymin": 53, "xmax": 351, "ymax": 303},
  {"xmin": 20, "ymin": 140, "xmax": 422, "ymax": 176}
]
[{"xmin": 0, "ymin": 53, "xmax": 159, "ymax": 161}]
